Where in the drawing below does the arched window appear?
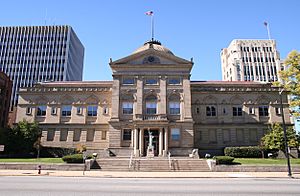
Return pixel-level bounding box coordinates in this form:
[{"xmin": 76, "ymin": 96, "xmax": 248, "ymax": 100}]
[
  {"xmin": 122, "ymin": 94, "xmax": 134, "ymax": 115},
  {"xmin": 145, "ymin": 95, "xmax": 157, "ymax": 114},
  {"xmin": 169, "ymin": 95, "xmax": 180, "ymax": 115}
]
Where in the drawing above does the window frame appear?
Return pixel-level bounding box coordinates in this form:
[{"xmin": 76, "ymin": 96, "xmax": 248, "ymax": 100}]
[
  {"xmin": 232, "ymin": 106, "xmax": 243, "ymax": 116},
  {"xmin": 36, "ymin": 105, "xmax": 47, "ymax": 117},
  {"xmin": 122, "ymin": 129, "xmax": 132, "ymax": 141},
  {"xmin": 61, "ymin": 105, "xmax": 72, "ymax": 117},
  {"xmin": 87, "ymin": 105, "xmax": 98, "ymax": 117},
  {"xmin": 122, "ymin": 102, "xmax": 133, "ymax": 115},
  {"xmin": 145, "ymin": 78, "xmax": 158, "ymax": 85},
  {"xmin": 122, "ymin": 77, "xmax": 135, "ymax": 85},
  {"xmin": 206, "ymin": 106, "xmax": 216, "ymax": 117},
  {"xmin": 168, "ymin": 77, "xmax": 181, "ymax": 85},
  {"xmin": 169, "ymin": 101, "xmax": 180, "ymax": 115},
  {"xmin": 171, "ymin": 128, "xmax": 180, "ymax": 141},
  {"xmin": 259, "ymin": 106, "xmax": 269, "ymax": 117}
]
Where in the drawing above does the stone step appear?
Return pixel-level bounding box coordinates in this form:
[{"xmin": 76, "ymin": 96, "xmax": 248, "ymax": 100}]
[{"xmin": 94, "ymin": 158, "xmax": 210, "ymax": 172}]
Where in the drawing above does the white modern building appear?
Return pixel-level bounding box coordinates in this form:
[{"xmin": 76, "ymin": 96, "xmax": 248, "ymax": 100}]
[
  {"xmin": 0, "ymin": 25, "xmax": 84, "ymax": 110},
  {"xmin": 221, "ymin": 39, "xmax": 282, "ymax": 82}
]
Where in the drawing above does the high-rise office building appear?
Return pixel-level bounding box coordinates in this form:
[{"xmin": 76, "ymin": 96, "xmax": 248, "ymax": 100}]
[
  {"xmin": 221, "ymin": 39, "xmax": 281, "ymax": 82},
  {"xmin": 0, "ymin": 71, "xmax": 12, "ymax": 127},
  {"xmin": 0, "ymin": 25, "xmax": 84, "ymax": 110}
]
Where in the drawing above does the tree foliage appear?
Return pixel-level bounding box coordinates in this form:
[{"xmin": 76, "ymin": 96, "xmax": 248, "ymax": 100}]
[
  {"xmin": 277, "ymin": 50, "xmax": 300, "ymax": 116},
  {"xmin": 0, "ymin": 120, "xmax": 41, "ymax": 155},
  {"xmin": 261, "ymin": 123, "xmax": 299, "ymax": 152}
]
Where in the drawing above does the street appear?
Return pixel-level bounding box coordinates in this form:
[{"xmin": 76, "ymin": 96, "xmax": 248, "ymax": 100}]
[{"xmin": 0, "ymin": 176, "xmax": 299, "ymax": 196}]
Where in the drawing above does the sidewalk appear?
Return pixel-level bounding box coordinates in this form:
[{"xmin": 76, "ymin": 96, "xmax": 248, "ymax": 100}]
[{"xmin": 0, "ymin": 170, "xmax": 299, "ymax": 179}]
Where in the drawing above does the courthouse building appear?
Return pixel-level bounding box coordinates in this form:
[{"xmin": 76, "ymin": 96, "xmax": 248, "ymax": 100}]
[{"xmin": 16, "ymin": 40, "xmax": 291, "ymax": 156}]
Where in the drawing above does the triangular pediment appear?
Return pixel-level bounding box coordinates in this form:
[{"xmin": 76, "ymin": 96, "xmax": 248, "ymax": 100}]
[{"xmin": 110, "ymin": 48, "xmax": 192, "ymax": 66}]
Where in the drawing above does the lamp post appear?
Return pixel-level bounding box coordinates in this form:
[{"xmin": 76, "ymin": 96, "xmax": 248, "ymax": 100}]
[{"xmin": 279, "ymin": 87, "xmax": 292, "ymax": 177}]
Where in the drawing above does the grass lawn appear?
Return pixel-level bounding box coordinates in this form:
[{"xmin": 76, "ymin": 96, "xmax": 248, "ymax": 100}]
[
  {"xmin": 234, "ymin": 158, "xmax": 300, "ymax": 165},
  {"xmin": 0, "ymin": 158, "xmax": 64, "ymax": 163}
]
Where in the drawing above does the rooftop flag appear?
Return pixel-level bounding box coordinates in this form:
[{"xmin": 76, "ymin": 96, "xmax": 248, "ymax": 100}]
[{"xmin": 145, "ymin": 11, "xmax": 153, "ymax": 16}]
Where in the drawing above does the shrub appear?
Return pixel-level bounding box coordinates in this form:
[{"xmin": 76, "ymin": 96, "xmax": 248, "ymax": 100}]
[
  {"xmin": 62, "ymin": 153, "xmax": 92, "ymax": 163},
  {"xmin": 224, "ymin": 146, "xmax": 262, "ymax": 158},
  {"xmin": 213, "ymin": 156, "xmax": 235, "ymax": 165},
  {"xmin": 40, "ymin": 147, "xmax": 76, "ymax": 158}
]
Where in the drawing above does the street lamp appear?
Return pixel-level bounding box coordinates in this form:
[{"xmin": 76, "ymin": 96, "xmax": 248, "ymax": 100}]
[{"xmin": 279, "ymin": 85, "xmax": 292, "ymax": 177}]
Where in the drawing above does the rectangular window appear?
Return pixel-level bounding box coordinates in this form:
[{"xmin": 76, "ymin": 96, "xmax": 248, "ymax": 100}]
[
  {"xmin": 259, "ymin": 106, "xmax": 269, "ymax": 116},
  {"xmin": 206, "ymin": 106, "xmax": 216, "ymax": 116},
  {"xmin": 103, "ymin": 107, "xmax": 109, "ymax": 115},
  {"xmin": 233, "ymin": 106, "xmax": 243, "ymax": 116},
  {"xmin": 169, "ymin": 101, "xmax": 180, "ymax": 115},
  {"xmin": 86, "ymin": 129, "xmax": 95, "ymax": 141},
  {"xmin": 122, "ymin": 102, "xmax": 133, "ymax": 114},
  {"xmin": 26, "ymin": 107, "xmax": 32, "ymax": 115},
  {"xmin": 122, "ymin": 129, "xmax": 132, "ymax": 141},
  {"xmin": 249, "ymin": 129, "xmax": 258, "ymax": 142},
  {"xmin": 249, "ymin": 107, "xmax": 255, "ymax": 115},
  {"xmin": 145, "ymin": 78, "xmax": 158, "ymax": 85},
  {"xmin": 171, "ymin": 128, "xmax": 180, "ymax": 141},
  {"xmin": 101, "ymin": 131, "xmax": 107, "ymax": 140},
  {"xmin": 76, "ymin": 106, "xmax": 83, "ymax": 115},
  {"xmin": 51, "ymin": 107, "xmax": 57, "ymax": 115},
  {"xmin": 122, "ymin": 77, "xmax": 134, "ymax": 85},
  {"xmin": 60, "ymin": 129, "xmax": 68, "ymax": 141},
  {"xmin": 275, "ymin": 107, "xmax": 281, "ymax": 115},
  {"xmin": 168, "ymin": 78, "xmax": 181, "ymax": 85},
  {"xmin": 61, "ymin": 105, "xmax": 72, "ymax": 117},
  {"xmin": 37, "ymin": 105, "xmax": 46, "ymax": 116},
  {"xmin": 146, "ymin": 102, "xmax": 157, "ymax": 114},
  {"xmin": 73, "ymin": 129, "xmax": 81, "ymax": 142},
  {"xmin": 47, "ymin": 129, "xmax": 55, "ymax": 141},
  {"xmin": 87, "ymin": 105, "xmax": 98, "ymax": 116}
]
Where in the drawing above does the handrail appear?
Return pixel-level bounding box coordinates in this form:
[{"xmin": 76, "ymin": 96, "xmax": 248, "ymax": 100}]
[
  {"xmin": 168, "ymin": 152, "xmax": 172, "ymax": 169},
  {"xmin": 129, "ymin": 152, "xmax": 133, "ymax": 169}
]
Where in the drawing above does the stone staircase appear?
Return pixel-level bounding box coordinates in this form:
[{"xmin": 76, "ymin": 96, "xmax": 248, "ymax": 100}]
[{"xmin": 93, "ymin": 157, "xmax": 210, "ymax": 172}]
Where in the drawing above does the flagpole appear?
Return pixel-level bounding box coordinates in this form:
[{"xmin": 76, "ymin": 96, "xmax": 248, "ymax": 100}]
[
  {"xmin": 151, "ymin": 14, "xmax": 154, "ymax": 41},
  {"xmin": 264, "ymin": 22, "xmax": 271, "ymax": 40}
]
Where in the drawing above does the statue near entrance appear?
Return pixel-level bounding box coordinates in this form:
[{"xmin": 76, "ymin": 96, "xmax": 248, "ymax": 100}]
[{"xmin": 147, "ymin": 130, "xmax": 155, "ymax": 158}]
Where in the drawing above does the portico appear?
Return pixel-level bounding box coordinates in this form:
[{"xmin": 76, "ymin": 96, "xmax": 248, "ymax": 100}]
[{"xmin": 133, "ymin": 126, "xmax": 169, "ymax": 157}]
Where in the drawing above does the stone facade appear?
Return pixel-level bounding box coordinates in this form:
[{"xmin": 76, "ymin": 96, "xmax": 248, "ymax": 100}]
[{"xmin": 16, "ymin": 40, "xmax": 291, "ymax": 157}]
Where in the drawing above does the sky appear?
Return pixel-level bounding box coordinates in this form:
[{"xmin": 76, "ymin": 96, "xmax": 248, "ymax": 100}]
[{"xmin": 1, "ymin": 0, "xmax": 300, "ymax": 81}]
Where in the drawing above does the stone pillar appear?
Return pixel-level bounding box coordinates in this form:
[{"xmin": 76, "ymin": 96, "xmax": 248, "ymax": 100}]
[
  {"xmin": 130, "ymin": 129, "xmax": 134, "ymax": 147},
  {"xmin": 139, "ymin": 129, "xmax": 144, "ymax": 156},
  {"xmin": 136, "ymin": 77, "xmax": 143, "ymax": 117},
  {"xmin": 111, "ymin": 76, "xmax": 120, "ymax": 120},
  {"xmin": 182, "ymin": 77, "xmax": 193, "ymax": 120},
  {"xmin": 133, "ymin": 128, "xmax": 139, "ymax": 157},
  {"xmin": 159, "ymin": 128, "xmax": 163, "ymax": 156},
  {"xmin": 159, "ymin": 76, "xmax": 167, "ymax": 115},
  {"xmin": 163, "ymin": 127, "xmax": 169, "ymax": 156}
]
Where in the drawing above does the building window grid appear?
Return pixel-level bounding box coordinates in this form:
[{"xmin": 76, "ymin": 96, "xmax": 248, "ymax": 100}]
[
  {"xmin": 169, "ymin": 101, "xmax": 180, "ymax": 115},
  {"xmin": 122, "ymin": 102, "xmax": 133, "ymax": 114},
  {"xmin": 61, "ymin": 105, "xmax": 72, "ymax": 117},
  {"xmin": 206, "ymin": 106, "xmax": 216, "ymax": 116},
  {"xmin": 233, "ymin": 106, "xmax": 243, "ymax": 116},
  {"xmin": 36, "ymin": 105, "xmax": 46, "ymax": 116},
  {"xmin": 259, "ymin": 106, "xmax": 269, "ymax": 116},
  {"xmin": 122, "ymin": 129, "xmax": 132, "ymax": 141}
]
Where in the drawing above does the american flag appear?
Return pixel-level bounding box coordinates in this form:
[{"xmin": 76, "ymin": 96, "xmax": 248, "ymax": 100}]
[{"xmin": 145, "ymin": 11, "xmax": 153, "ymax": 16}]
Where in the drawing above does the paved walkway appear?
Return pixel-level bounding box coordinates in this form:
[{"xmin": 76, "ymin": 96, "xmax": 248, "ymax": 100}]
[{"xmin": 0, "ymin": 170, "xmax": 299, "ymax": 179}]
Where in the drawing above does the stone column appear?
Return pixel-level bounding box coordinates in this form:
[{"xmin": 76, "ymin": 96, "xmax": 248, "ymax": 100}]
[
  {"xmin": 111, "ymin": 76, "xmax": 120, "ymax": 120},
  {"xmin": 182, "ymin": 77, "xmax": 193, "ymax": 120},
  {"xmin": 133, "ymin": 128, "xmax": 139, "ymax": 157},
  {"xmin": 130, "ymin": 129, "xmax": 134, "ymax": 147},
  {"xmin": 163, "ymin": 127, "xmax": 169, "ymax": 156},
  {"xmin": 139, "ymin": 129, "xmax": 144, "ymax": 156},
  {"xmin": 136, "ymin": 77, "xmax": 143, "ymax": 118},
  {"xmin": 159, "ymin": 76, "xmax": 167, "ymax": 115},
  {"xmin": 159, "ymin": 128, "xmax": 163, "ymax": 156}
]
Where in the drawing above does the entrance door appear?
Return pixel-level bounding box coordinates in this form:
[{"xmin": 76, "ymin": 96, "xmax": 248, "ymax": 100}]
[{"xmin": 143, "ymin": 130, "xmax": 159, "ymax": 156}]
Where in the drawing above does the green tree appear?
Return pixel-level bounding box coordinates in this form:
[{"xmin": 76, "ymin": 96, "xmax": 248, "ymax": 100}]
[
  {"xmin": 277, "ymin": 50, "xmax": 300, "ymax": 116},
  {"xmin": 5, "ymin": 120, "xmax": 41, "ymax": 155},
  {"xmin": 261, "ymin": 123, "xmax": 299, "ymax": 153}
]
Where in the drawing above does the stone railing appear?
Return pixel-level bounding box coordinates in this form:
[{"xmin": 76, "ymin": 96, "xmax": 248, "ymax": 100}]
[{"xmin": 143, "ymin": 114, "xmax": 168, "ymax": 121}]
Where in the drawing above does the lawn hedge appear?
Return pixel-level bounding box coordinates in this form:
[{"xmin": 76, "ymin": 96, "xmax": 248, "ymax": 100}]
[
  {"xmin": 62, "ymin": 154, "xmax": 92, "ymax": 163},
  {"xmin": 213, "ymin": 156, "xmax": 235, "ymax": 165},
  {"xmin": 224, "ymin": 146, "xmax": 262, "ymax": 158},
  {"xmin": 40, "ymin": 147, "xmax": 76, "ymax": 158}
]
